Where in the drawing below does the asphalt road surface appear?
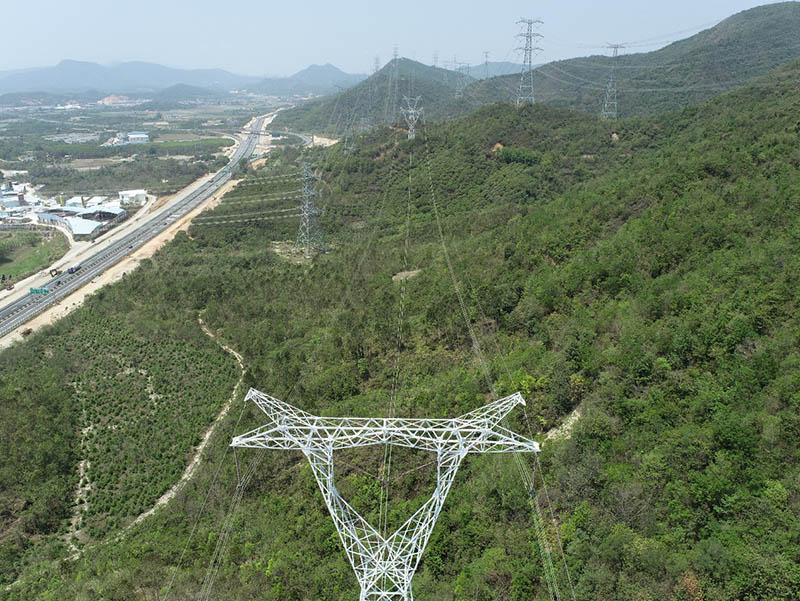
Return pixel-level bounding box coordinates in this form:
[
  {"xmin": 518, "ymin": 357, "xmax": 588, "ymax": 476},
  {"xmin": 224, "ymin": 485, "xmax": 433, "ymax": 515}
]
[{"xmin": 0, "ymin": 116, "xmax": 266, "ymax": 339}]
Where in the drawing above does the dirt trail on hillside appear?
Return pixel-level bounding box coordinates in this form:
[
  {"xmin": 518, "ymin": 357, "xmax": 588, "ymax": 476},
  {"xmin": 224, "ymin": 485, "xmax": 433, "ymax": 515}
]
[
  {"xmin": 126, "ymin": 317, "xmax": 245, "ymax": 530},
  {"xmin": 544, "ymin": 405, "xmax": 583, "ymax": 442}
]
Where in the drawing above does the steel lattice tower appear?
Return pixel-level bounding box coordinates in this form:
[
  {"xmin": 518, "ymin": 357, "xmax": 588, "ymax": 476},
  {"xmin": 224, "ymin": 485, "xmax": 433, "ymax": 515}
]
[
  {"xmin": 516, "ymin": 18, "xmax": 543, "ymax": 105},
  {"xmin": 232, "ymin": 389, "xmax": 539, "ymax": 601},
  {"xmin": 400, "ymin": 96, "xmax": 423, "ymax": 140},
  {"xmin": 454, "ymin": 59, "xmax": 469, "ymax": 99},
  {"xmin": 387, "ymin": 46, "xmax": 400, "ymax": 126},
  {"xmin": 602, "ymin": 44, "xmax": 625, "ymax": 120},
  {"xmin": 294, "ymin": 163, "xmax": 325, "ymax": 258}
]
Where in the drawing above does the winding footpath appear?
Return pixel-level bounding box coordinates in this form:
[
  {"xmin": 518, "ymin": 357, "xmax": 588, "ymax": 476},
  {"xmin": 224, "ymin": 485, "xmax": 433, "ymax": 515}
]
[
  {"xmin": 64, "ymin": 316, "xmax": 246, "ymax": 557},
  {"xmin": 128, "ymin": 317, "xmax": 246, "ymax": 529}
]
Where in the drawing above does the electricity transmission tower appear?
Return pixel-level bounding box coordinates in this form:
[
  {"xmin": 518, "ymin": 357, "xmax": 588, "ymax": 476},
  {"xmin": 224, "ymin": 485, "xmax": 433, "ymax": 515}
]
[
  {"xmin": 294, "ymin": 163, "xmax": 325, "ymax": 258},
  {"xmin": 232, "ymin": 389, "xmax": 539, "ymax": 601},
  {"xmin": 387, "ymin": 46, "xmax": 400, "ymax": 125},
  {"xmin": 483, "ymin": 50, "xmax": 490, "ymax": 79},
  {"xmin": 516, "ymin": 18, "xmax": 543, "ymax": 105},
  {"xmin": 602, "ymin": 43, "xmax": 625, "ymax": 120},
  {"xmin": 400, "ymin": 96, "xmax": 423, "ymax": 140},
  {"xmin": 454, "ymin": 59, "xmax": 469, "ymax": 99}
]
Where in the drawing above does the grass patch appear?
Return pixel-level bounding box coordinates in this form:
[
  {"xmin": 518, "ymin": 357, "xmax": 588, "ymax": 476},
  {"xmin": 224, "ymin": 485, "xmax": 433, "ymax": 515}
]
[{"xmin": 0, "ymin": 230, "xmax": 69, "ymax": 283}]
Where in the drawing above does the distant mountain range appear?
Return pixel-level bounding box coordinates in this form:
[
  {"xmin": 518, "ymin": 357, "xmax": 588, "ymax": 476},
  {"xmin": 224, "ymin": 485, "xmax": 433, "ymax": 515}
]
[
  {"xmin": 0, "ymin": 60, "xmax": 260, "ymax": 94},
  {"xmin": 0, "ymin": 60, "xmax": 366, "ymax": 101},
  {"xmin": 273, "ymin": 2, "xmax": 800, "ymax": 132}
]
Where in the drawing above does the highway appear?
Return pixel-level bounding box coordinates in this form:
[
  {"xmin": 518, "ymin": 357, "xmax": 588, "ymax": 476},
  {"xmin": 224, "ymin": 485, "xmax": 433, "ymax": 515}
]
[{"xmin": 0, "ymin": 116, "xmax": 267, "ymax": 339}]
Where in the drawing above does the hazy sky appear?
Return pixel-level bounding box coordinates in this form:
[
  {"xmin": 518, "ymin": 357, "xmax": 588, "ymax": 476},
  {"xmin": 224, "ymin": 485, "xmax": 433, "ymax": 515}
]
[{"xmin": 3, "ymin": 0, "xmax": 789, "ymax": 76}]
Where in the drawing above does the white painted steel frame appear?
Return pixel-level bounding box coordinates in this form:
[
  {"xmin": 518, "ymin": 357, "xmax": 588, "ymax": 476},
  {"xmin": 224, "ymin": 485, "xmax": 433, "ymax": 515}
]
[{"xmin": 232, "ymin": 389, "xmax": 539, "ymax": 601}]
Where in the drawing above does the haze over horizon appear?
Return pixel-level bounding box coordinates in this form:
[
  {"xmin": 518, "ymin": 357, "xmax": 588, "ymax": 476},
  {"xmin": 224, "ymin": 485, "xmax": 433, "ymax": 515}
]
[{"xmin": 3, "ymin": 0, "xmax": 790, "ymax": 77}]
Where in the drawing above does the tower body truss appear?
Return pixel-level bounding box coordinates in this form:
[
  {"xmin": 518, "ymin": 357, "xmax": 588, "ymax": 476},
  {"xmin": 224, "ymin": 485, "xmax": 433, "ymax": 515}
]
[
  {"xmin": 602, "ymin": 44, "xmax": 625, "ymax": 120},
  {"xmin": 294, "ymin": 163, "xmax": 325, "ymax": 257},
  {"xmin": 517, "ymin": 18, "xmax": 543, "ymax": 105},
  {"xmin": 232, "ymin": 389, "xmax": 539, "ymax": 601}
]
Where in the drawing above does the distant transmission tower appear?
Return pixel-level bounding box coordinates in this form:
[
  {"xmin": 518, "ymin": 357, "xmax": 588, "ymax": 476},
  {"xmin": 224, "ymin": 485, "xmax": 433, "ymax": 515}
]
[
  {"xmin": 233, "ymin": 389, "xmax": 539, "ymax": 601},
  {"xmin": 516, "ymin": 18, "xmax": 543, "ymax": 105},
  {"xmin": 602, "ymin": 43, "xmax": 625, "ymax": 120},
  {"xmin": 454, "ymin": 59, "xmax": 469, "ymax": 99},
  {"xmin": 484, "ymin": 50, "xmax": 490, "ymax": 79},
  {"xmin": 386, "ymin": 46, "xmax": 400, "ymax": 125},
  {"xmin": 400, "ymin": 96, "xmax": 422, "ymax": 140},
  {"xmin": 433, "ymin": 51, "xmax": 439, "ymax": 69},
  {"xmin": 294, "ymin": 163, "xmax": 325, "ymax": 258}
]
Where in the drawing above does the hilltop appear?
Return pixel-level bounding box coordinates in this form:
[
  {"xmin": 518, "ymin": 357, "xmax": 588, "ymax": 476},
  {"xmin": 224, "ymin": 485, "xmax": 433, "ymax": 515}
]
[
  {"xmin": 3, "ymin": 53, "xmax": 800, "ymax": 600},
  {"xmin": 247, "ymin": 63, "xmax": 366, "ymax": 97},
  {"xmin": 274, "ymin": 2, "xmax": 800, "ymax": 133},
  {"xmin": 271, "ymin": 57, "xmax": 473, "ymax": 133}
]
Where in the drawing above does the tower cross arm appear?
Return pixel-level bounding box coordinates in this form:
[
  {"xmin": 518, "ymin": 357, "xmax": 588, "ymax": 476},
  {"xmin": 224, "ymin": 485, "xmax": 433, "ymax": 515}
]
[{"xmin": 231, "ymin": 391, "xmax": 538, "ymax": 454}]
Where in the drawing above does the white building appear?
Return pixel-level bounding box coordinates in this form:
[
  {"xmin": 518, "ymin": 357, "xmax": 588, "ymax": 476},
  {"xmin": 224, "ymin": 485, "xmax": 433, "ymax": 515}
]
[
  {"xmin": 127, "ymin": 132, "xmax": 150, "ymax": 144},
  {"xmin": 119, "ymin": 189, "xmax": 148, "ymax": 206}
]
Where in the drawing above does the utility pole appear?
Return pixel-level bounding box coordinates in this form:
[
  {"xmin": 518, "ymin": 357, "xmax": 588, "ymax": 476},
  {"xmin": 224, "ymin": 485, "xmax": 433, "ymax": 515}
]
[
  {"xmin": 294, "ymin": 163, "xmax": 325, "ymax": 258},
  {"xmin": 602, "ymin": 44, "xmax": 624, "ymax": 120},
  {"xmin": 484, "ymin": 50, "xmax": 490, "ymax": 79},
  {"xmin": 400, "ymin": 96, "xmax": 422, "ymax": 140},
  {"xmin": 516, "ymin": 18, "xmax": 543, "ymax": 105}
]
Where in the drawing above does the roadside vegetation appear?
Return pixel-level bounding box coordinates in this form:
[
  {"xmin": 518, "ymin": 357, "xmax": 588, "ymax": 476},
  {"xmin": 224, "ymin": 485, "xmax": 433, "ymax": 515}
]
[
  {"xmin": 28, "ymin": 155, "xmax": 228, "ymax": 196},
  {"xmin": 2, "ymin": 59, "xmax": 800, "ymax": 601},
  {"xmin": 0, "ymin": 137, "xmax": 233, "ymax": 163}
]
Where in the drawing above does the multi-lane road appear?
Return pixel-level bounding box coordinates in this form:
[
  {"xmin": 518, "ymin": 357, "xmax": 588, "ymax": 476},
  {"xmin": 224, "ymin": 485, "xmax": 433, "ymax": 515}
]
[{"xmin": 0, "ymin": 116, "xmax": 267, "ymax": 339}]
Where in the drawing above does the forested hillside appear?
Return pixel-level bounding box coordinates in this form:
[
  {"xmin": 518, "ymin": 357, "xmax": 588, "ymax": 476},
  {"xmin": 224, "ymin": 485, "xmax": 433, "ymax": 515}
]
[
  {"xmin": 3, "ymin": 58, "xmax": 800, "ymax": 601},
  {"xmin": 274, "ymin": 2, "xmax": 800, "ymax": 133}
]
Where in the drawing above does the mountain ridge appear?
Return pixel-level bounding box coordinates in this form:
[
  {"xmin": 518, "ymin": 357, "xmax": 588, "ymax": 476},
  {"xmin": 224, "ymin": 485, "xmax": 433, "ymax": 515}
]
[
  {"xmin": 272, "ymin": 2, "xmax": 800, "ymax": 132},
  {"xmin": 0, "ymin": 59, "xmax": 260, "ymax": 94}
]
